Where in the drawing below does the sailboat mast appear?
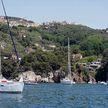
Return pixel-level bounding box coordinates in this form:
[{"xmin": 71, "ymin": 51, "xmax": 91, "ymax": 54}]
[
  {"xmin": 68, "ymin": 37, "xmax": 71, "ymax": 78},
  {"xmin": 0, "ymin": 47, "xmax": 3, "ymax": 78},
  {"xmin": 0, "ymin": 48, "xmax": 1, "ymax": 78},
  {"xmin": 1, "ymin": 0, "xmax": 19, "ymax": 62}
]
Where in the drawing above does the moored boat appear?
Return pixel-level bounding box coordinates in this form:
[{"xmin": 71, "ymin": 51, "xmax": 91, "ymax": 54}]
[
  {"xmin": 0, "ymin": 77, "xmax": 24, "ymax": 93},
  {"xmin": 0, "ymin": 0, "xmax": 24, "ymax": 93},
  {"xmin": 61, "ymin": 38, "xmax": 76, "ymax": 84},
  {"xmin": 61, "ymin": 77, "xmax": 75, "ymax": 84}
]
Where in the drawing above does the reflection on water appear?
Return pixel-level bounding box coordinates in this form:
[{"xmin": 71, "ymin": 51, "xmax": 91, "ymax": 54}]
[
  {"xmin": 0, "ymin": 93, "xmax": 23, "ymax": 108},
  {"xmin": 0, "ymin": 93, "xmax": 23, "ymax": 100},
  {"xmin": 0, "ymin": 84, "xmax": 108, "ymax": 108}
]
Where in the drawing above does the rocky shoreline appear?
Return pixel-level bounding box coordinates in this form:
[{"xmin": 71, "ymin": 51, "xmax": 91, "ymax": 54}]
[
  {"xmin": 18, "ymin": 71, "xmax": 54, "ymax": 83},
  {"xmin": 18, "ymin": 71, "xmax": 96, "ymax": 84}
]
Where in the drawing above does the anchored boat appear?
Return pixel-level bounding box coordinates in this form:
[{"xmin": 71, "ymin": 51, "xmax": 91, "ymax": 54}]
[
  {"xmin": 61, "ymin": 38, "xmax": 76, "ymax": 84},
  {"xmin": 0, "ymin": 0, "xmax": 24, "ymax": 93}
]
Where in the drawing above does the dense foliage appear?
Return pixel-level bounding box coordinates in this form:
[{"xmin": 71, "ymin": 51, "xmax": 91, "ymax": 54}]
[
  {"xmin": 1, "ymin": 21, "xmax": 108, "ymax": 80},
  {"xmin": 95, "ymin": 48, "xmax": 108, "ymax": 82},
  {"xmin": 37, "ymin": 23, "xmax": 108, "ymax": 56}
]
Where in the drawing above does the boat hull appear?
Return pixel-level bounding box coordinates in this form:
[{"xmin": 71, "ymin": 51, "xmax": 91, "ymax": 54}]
[
  {"xmin": 61, "ymin": 79, "xmax": 75, "ymax": 84},
  {"xmin": 25, "ymin": 82, "xmax": 37, "ymax": 85},
  {"xmin": 99, "ymin": 81, "xmax": 107, "ymax": 85},
  {"xmin": 0, "ymin": 82, "xmax": 24, "ymax": 93}
]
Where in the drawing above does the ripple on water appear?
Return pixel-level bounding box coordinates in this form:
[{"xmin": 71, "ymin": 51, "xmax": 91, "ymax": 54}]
[{"xmin": 0, "ymin": 84, "xmax": 108, "ymax": 108}]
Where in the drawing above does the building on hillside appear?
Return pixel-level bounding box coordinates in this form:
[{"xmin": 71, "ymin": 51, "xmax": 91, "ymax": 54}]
[
  {"xmin": 0, "ymin": 16, "xmax": 39, "ymax": 27},
  {"xmin": 48, "ymin": 44, "xmax": 56, "ymax": 48},
  {"xmin": 25, "ymin": 47, "xmax": 35, "ymax": 54},
  {"xmin": 0, "ymin": 42, "xmax": 7, "ymax": 50},
  {"xmin": 11, "ymin": 54, "xmax": 21, "ymax": 61},
  {"xmin": 89, "ymin": 61, "xmax": 101, "ymax": 69},
  {"xmin": 0, "ymin": 16, "xmax": 5, "ymax": 23},
  {"xmin": 72, "ymin": 54, "xmax": 83, "ymax": 60}
]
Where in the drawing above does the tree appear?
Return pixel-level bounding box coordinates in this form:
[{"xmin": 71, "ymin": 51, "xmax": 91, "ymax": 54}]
[
  {"xmin": 20, "ymin": 49, "xmax": 61, "ymax": 76},
  {"xmin": 1, "ymin": 58, "xmax": 19, "ymax": 79},
  {"xmin": 95, "ymin": 48, "xmax": 108, "ymax": 82}
]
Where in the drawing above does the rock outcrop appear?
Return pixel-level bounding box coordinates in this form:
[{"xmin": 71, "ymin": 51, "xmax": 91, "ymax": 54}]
[
  {"xmin": 19, "ymin": 71, "xmax": 54, "ymax": 83},
  {"xmin": 19, "ymin": 71, "xmax": 41, "ymax": 82}
]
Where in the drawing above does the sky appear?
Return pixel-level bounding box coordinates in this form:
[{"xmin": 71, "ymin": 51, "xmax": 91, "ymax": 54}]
[{"xmin": 0, "ymin": 0, "xmax": 108, "ymax": 29}]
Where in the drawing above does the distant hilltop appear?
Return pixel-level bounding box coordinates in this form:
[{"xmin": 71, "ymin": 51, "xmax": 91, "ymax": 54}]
[{"xmin": 0, "ymin": 16, "xmax": 40, "ymax": 27}]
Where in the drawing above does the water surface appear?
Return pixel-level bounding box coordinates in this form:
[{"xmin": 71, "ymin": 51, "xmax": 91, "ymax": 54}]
[{"xmin": 0, "ymin": 84, "xmax": 108, "ymax": 108}]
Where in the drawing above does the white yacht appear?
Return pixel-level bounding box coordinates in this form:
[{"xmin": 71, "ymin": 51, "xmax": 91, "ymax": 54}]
[
  {"xmin": 0, "ymin": 76, "xmax": 24, "ymax": 93},
  {"xmin": 99, "ymin": 81, "xmax": 107, "ymax": 85},
  {"xmin": 0, "ymin": 48, "xmax": 24, "ymax": 93},
  {"xmin": 88, "ymin": 75, "xmax": 96, "ymax": 84},
  {"xmin": 61, "ymin": 77, "xmax": 75, "ymax": 84},
  {"xmin": 0, "ymin": 0, "xmax": 24, "ymax": 93},
  {"xmin": 61, "ymin": 38, "xmax": 76, "ymax": 84}
]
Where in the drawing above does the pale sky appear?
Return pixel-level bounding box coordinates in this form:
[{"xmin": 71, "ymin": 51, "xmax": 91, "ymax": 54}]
[{"xmin": 0, "ymin": 0, "xmax": 108, "ymax": 29}]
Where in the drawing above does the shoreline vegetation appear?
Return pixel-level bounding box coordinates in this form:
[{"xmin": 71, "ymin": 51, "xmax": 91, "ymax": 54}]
[{"xmin": 0, "ymin": 17, "xmax": 108, "ymax": 83}]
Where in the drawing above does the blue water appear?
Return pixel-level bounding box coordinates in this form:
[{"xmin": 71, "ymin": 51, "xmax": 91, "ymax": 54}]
[{"xmin": 0, "ymin": 84, "xmax": 108, "ymax": 108}]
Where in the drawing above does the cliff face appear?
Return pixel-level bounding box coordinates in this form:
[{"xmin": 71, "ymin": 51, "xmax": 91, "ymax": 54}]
[
  {"xmin": 20, "ymin": 71, "xmax": 42, "ymax": 82},
  {"xmin": 19, "ymin": 71, "xmax": 54, "ymax": 83}
]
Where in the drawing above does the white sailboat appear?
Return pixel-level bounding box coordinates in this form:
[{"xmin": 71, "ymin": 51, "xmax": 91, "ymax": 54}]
[
  {"xmin": 99, "ymin": 81, "xmax": 107, "ymax": 85},
  {"xmin": 0, "ymin": 41, "xmax": 24, "ymax": 93},
  {"xmin": 0, "ymin": 0, "xmax": 24, "ymax": 93},
  {"xmin": 0, "ymin": 77, "xmax": 24, "ymax": 93},
  {"xmin": 88, "ymin": 75, "xmax": 95, "ymax": 84},
  {"xmin": 61, "ymin": 38, "xmax": 76, "ymax": 84}
]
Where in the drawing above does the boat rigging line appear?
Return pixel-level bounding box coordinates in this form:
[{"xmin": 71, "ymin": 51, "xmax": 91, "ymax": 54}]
[{"xmin": 1, "ymin": 0, "xmax": 19, "ymax": 62}]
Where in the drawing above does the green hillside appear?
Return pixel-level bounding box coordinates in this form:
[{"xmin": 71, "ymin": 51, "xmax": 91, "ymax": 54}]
[{"xmin": 0, "ymin": 21, "xmax": 108, "ymax": 82}]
